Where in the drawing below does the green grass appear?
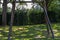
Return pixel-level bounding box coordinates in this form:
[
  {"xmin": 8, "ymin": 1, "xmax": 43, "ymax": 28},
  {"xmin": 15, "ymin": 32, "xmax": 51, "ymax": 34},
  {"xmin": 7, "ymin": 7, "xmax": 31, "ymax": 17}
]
[{"xmin": 0, "ymin": 24, "xmax": 60, "ymax": 40}]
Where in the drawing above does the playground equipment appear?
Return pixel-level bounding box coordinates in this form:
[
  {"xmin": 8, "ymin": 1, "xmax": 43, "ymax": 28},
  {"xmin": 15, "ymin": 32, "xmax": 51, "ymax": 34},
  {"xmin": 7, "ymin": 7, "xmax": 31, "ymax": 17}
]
[{"xmin": 0, "ymin": 0, "xmax": 54, "ymax": 40}]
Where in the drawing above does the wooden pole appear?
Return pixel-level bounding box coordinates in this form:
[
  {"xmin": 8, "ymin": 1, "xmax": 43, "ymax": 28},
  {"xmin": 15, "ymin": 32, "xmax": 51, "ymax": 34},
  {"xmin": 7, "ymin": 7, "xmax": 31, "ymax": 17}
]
[
  {"xmin": 8, "ymin": 0, "xmax": 16, "ymax": 40},
  {"xmin": 43, "ymin": 0, "xmax": 54, "ymax": 39}
]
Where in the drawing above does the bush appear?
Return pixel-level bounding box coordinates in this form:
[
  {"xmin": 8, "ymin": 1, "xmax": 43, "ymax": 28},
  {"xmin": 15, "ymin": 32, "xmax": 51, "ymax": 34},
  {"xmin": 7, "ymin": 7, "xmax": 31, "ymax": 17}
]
[{"xmin": 0, "ymin": 11, "xmax": 60, "ymax": 26}]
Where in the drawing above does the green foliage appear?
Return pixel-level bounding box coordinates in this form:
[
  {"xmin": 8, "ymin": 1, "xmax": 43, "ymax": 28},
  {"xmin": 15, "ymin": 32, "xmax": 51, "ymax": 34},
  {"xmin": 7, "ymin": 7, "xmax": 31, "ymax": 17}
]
[
  {"xmin": 0, "ymin": 0, "xmax": 60, "ymax": 25},
  {"xmin": 0, "ymin": 8, "xmax": 2, "ymax": 13},
  {"xmin": 10, "ymin": 0, "xmax": 14, "ymax": 2},
  {"xmin": 0, "ymin": 9, "xmax": 60, "ymax": 25},
  {"xmin": 49, "ymin": 0, "xmax": 60, "ymax": 13}
]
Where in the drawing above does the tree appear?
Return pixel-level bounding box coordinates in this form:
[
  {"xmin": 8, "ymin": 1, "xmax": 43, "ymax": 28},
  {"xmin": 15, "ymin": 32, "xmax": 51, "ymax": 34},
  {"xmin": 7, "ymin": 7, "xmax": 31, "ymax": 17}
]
[
  {"xmin": 8, "ymin": 0, "xmax": 16, "ymax": 40},
  {"xmin": 2, "ymin": 0, "xmax": 7, "ymax": 26}
]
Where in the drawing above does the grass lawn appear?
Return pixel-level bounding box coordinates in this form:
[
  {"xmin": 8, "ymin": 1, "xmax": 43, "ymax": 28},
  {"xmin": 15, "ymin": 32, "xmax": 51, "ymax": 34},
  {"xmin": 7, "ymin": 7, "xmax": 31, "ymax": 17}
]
[{"xmin": 0, "ymin": 23, "xmax": 60, "ymax": 40}]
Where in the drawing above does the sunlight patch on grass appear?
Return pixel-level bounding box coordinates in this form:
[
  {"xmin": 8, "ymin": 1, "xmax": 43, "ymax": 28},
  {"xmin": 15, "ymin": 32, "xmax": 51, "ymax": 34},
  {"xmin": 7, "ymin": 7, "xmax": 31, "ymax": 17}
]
[
  {"xmin": 13, "ymin": 29, "xmax": 18, "ymax": 31},
  {"xmin": 34, "ymin": 35, "xmax": 41, "ymax": 38},
  {"xmin": 24, "ymin": 38, "xmax": 30, "ymax": 40},
  {"xmin": 0, "ymin": 34, "xmax": 3, "ymax": 36},
  {"xmin": 53, "ymin": 30, "xmax": 58, "ymax": 32},
  {"xmin": 18, "ymin": 28, "xmax": 23, "ymax": 30},
  {"xmin": 0, "ymin": 24, "xmax": 60, "ymax": 40},
  {"xmin": 5, "ymin": 31, "xmax": 9, "ymax": 32},
  {"xmin": 21, "ymin": 34, "xmax": 27, "ymax": 36},
  {"xmin": 53, "ymin": 24, "xmax": 57, "ymax": 29},
  {"xmin": 53, "ymin": 30, "xmax": 58, "ymax": 34},
  {"xmin": 0, "ymin": 29, "xmax": 3, "ymax": 30},
  {"xmin": 29, "ymin": 34, "xmax": 34, "ymax": 36},
  {"xmin": 55, "ymin": 33, "xmax": 60, "ymax": 36},
  {"xmin": 41, "ymin": 36, "xmax": 46, "ymax": 38},
  {"xmin": 3, "ymin": 37, "xmax": 8, "ymax": 39},
  {"xmin": 15, "ymin": 39, "xmax": 20, "ymax": 40}
]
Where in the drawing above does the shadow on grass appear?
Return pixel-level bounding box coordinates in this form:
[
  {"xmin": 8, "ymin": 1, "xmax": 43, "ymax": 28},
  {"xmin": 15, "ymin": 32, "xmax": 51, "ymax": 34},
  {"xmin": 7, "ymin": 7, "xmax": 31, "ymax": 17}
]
[{"xmin": 0, "ymin": 24, "xmax": 60, "ymax": 40}]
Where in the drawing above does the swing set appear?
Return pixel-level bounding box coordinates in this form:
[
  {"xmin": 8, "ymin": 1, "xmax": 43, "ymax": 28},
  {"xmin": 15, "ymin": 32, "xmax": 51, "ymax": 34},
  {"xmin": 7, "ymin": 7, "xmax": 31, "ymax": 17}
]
[{"xmin": 0, "ymin": 0, "xmax": 55, "ymax": 40}]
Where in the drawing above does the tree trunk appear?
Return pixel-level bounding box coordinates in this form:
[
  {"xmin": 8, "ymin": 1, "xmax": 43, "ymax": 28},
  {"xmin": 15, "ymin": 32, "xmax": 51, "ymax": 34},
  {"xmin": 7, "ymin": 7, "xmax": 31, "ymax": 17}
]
[
  {"xmin": 2, "ymin": 0, "xmax": 7, "ymax": 26},
  {"xmin": 0, "ymin": 0, "xmax": 1, "ymax": 8},
  {"xmin": 8, "ymin": 0, "xmax": 15, "ymax": 40},
  {"xmin": 43, "ymin": 0, "xmax": 54, "ymax": 39}
]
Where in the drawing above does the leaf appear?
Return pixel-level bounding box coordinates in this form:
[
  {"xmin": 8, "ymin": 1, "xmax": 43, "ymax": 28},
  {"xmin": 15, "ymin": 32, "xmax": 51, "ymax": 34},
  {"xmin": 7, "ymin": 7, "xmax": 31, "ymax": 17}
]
[{"xmin": 10, "ymin": 0, "xmax": 14, "ymax": 3}]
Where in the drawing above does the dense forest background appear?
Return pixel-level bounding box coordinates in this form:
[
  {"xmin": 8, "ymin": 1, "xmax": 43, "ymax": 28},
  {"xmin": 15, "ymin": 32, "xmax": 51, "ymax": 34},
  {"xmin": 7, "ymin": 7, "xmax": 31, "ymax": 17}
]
[{"xmin": 0, "ymin": 0, "xmax": 60, "ymax": 25}]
